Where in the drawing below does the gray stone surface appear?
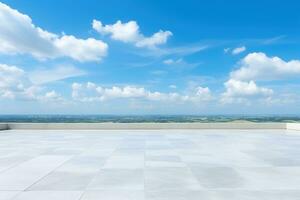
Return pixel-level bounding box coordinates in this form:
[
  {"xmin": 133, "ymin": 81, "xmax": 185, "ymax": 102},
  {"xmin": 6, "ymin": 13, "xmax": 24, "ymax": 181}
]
[{"xmin": 0, "ymin": 129, "xmax": 300, "ymax": 199}]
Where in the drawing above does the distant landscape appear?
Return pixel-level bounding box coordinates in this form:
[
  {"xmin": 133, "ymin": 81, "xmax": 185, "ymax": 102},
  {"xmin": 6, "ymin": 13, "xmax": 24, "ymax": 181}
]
[{"xmin": 0, "ymin": 115, "xmax": 300, "ymax": 123}]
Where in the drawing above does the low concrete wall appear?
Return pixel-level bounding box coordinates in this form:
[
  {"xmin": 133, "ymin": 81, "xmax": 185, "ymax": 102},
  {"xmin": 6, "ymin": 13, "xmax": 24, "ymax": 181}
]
[
  {"xmin": 6, "ymin": 122, "xmax": 286, "ymax": 130},
  {"xmin": 286, "ymin": 123, "xmax": 300, "ymax": 131},
  {"xmin": 0, "ymin": 123, "xmax": 8, "ymax": 130}
]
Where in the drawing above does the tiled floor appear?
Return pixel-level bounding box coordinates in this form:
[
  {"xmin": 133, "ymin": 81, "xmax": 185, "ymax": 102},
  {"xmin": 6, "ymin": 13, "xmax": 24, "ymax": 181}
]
[{"xmin": 0, "ymin": 129, "xmax": 300, "ymax": 199}]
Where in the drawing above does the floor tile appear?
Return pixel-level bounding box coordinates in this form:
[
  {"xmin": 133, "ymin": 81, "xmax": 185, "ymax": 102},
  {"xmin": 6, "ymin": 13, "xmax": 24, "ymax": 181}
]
[
  {"xmin": 0, "ymin": 129, "xmax": 300, "ymax": 198},
  {"xmin": 236, "ymin": 167, "xmax": 300, "ymax": 189},
  {"xmin": 0, "ymin": 156, "xmax": 71, "ymax": 190},
  {"xmin": 0, "ymin": 191, "xmax": 20, "ymax": 200},
  {"xmin": 87, "ymin": 169, "xmax": 144, "ymax": 190},
  {"xmin": 145, "ymin": 189, "xmax": 209, "ymax": 200},
  {"xmin": 145, "ymin": 167, "xmax": 201, "ymax": 190},
  {"xmin": 27, "ymin": 171, "xmax": 95, "ymax": 190},
  {"xmin": 11, "ymin": 191, "xmax": 82, "ymax": 200},
  {"xmin": 190, "ymin": 167, "xmax": 245, "ymax": 189},
  {"xmin": 102, "ymin": 155, "xmax": 144, "ymax": 169},
  {"xmin": 81, "ymin": 190, "xmax": 144, "ymax": 200}
]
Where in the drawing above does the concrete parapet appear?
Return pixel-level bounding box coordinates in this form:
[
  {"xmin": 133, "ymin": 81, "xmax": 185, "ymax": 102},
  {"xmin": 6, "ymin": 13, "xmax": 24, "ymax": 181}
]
[
  {"xmin": 5, "ymin": 122, "xmax": 286, "ymax": 130},
  {"xmin": 0, "ymin": 123, "xmax": 8, "ymax": 130},
  {"xmin": 286, "ymin": 123, "xmax": 300, "ymax": 131}
]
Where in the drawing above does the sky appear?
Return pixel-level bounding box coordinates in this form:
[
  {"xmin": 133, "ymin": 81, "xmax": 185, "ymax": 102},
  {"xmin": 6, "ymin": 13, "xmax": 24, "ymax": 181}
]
[{"xmin": 1, "ymin": 0, "xmax": 300, "ymax": 115}]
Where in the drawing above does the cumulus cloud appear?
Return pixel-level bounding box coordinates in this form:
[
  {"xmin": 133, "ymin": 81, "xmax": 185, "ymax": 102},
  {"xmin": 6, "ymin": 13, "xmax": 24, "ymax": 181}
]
[
  {"xmin": 230, "ymin": 52, "xmax": 300, "ymax": 81},
  {"xmin": 0, "ymin": 2, "xmax": 108, "ymax": 62},
  {"xmin": 0, "ymin": 64, "xmax": 27, "ymax": 89},
  {"xmin": 135, "ymin": 30, "xmax": 172, "ymax": 48},
  {"xmin": 54, "ymin": 35, "xmax": 108, "ymax": 62},
  {"xmin": 0, "ymin": 64, "xmax": 62, "ymax": 101},
  {"xmin": 43, "ymin": 90, "xmax": 63, "ymax": 101},
  {"xmin": 221, "ymin": 52, "xmax": 300, "ymax": 104},
  {"xmin": 72, "ymin": 82, "xmax": 212, "ymax": 103},
  {"xmin": 221, "ymin": 79, "xmax": 273, "ymax": 104},
  {"xmin": 92, "ymin": 20, "xmax": 172, "ymax": 48},
  {"xmin": 221, "ymin": 52, "xmax": 292, "ymax": 104},
  {"xmin": 193, "ymin": 86, "xmax": 212, "ymax": 102}
]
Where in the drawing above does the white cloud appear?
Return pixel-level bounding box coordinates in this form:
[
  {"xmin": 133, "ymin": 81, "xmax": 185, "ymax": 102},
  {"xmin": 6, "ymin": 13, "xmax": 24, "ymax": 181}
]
[
  {"xmin": 29, "ymin": 65, "xmax": 86, "ymax": 85},
  {"xmin": 224, "ymin": 79, "xmax": 273, "ymax": 97},
  {"xmin": 262, "ymin": 35, "xmax": 285, "ymax": 45},
  {"xmin": 221, "ymin": 79, "xmax": 273, "ymax": 104},
  {"xmin": 224, "ymin": 46, "xmax": 246, "ymax": 55},
  {"xmin": 135, "ymin": 30, "xmax": 172, "ymax": 48},
  {"xmin": 42, "ymin": 90, "xmax": 63, "ymax": 101},
  {"xmin": 163, "ymin": 58, "xmax": 183, "ymax": 65},
  {"xmin": 230, "ymin": 52, "xmax": 300, "ymax": 81},
  {"xmin": 92, "ymin": 20, "xmax": 140, "ymax": 42},
  {"xmin": 161, "ymin": 45, "xmax": 207, "ymax": 56},
  {"xmin": 0, "ymin": 64, "xmax": 28, "ymax": 90},
  {"xmin": 142, "ymin": 44, "xmax": 208, "ymax": 57},
  {"xmin": 72, "ymin": 83, "xmax": 148, "ymax": 102},
  {"xmin": 169, "ymin": 85, "xmax": 177, "ymax": 89},
  {"xmin": 0, "ymin": 2, "xmax": 108, "ymax": 62},
  {"xmin": 54, "ymin": 35, "xmax": 108, "ymax": 62},
  {"xmin": 232, "ymin": 46, "xmax": 246, "ymax": 55},
  {"xmin": 194, "ymin": 87, "xmax": 212, "ymax": 100},
  {"xmin": 163, "ymin": 58, "xmax": 200, "ymax": 69},
  {"xmin": 72, "ymin": 82, "xmax": 211, "ymax": 103},
  {"xmin": 0, "ymin": 63, "xmax": 62, "ymax": 101},
  {"xmin": 92, "ymin": 19, "xmax": 172, "ymax": 48},
  {"xmin": 221, "ymin": 52, "xmax": 300, "ymax": 104},
  {"xmin": 263, "ymin": 93, "xmax": 300, "ymax": 105}
]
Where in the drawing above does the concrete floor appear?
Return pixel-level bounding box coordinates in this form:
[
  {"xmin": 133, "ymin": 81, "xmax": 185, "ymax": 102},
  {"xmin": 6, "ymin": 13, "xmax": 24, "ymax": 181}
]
[{"xmin": 0, "ymin": 129, "xmax": 300, "ymax": 200}]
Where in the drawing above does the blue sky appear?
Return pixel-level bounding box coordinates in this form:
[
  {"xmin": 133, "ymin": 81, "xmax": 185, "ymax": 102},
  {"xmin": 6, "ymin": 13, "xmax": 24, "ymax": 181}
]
[{"xmin": 1, "ymin": 0, "xmax": 300, "ymax": 114}]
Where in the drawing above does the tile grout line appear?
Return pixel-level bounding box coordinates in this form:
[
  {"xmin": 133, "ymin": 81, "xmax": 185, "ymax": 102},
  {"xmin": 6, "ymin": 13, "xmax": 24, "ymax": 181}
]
[
  {"xmin": 0, "ymin": 141, "xmax": 62, "ymax": 175},
  {"xmin": 79, "ymin": 137, "xmax": 122, "ymax": 198},
  {"xmin": 22, "ymin": 134, "xmax": 115, "ymax": 193},
  {"xmin": 22, "ymin": 155, "xmax": 77, "ymax": 192}
]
